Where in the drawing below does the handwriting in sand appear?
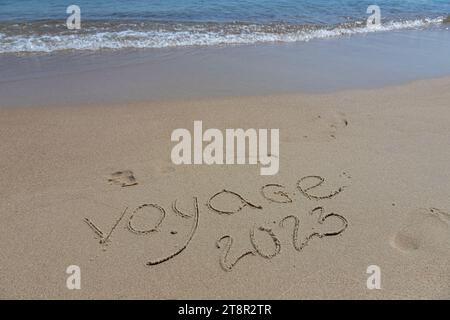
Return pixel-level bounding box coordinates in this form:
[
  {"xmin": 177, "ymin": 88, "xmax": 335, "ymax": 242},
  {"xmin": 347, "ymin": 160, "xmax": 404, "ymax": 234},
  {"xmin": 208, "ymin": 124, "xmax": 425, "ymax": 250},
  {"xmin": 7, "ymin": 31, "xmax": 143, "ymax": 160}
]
[{"xmin": 84, "ymin": 175, "xmax": 349, "ymax": 271}]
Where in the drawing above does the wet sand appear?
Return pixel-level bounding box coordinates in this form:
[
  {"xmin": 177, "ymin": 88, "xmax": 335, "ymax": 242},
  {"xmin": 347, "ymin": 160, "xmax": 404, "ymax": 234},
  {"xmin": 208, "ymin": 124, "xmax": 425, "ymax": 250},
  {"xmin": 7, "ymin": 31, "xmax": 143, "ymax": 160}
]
[{"xmin": 1, "ymin": 28, "xmax": 450, "ymax": 108}]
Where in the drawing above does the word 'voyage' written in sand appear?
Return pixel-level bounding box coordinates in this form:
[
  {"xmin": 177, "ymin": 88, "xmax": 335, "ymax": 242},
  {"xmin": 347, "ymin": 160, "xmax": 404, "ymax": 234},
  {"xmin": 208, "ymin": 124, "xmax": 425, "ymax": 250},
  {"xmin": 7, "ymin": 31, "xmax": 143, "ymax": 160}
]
[
  {"xmin": 84, "ymin": 175, "xmax": 349, "ymax": 272},
  {"xmin": 171, "ymin": 121, "xmax": 279, "ymax": 175}
]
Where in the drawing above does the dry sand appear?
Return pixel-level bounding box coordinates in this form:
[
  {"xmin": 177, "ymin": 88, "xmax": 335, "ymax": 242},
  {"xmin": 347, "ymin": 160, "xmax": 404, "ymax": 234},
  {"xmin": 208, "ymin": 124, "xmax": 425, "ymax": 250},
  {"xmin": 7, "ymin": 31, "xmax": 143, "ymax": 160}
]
[{"xmin": 1, "ymin": 77, "xmax": 450, "ymax": 299}]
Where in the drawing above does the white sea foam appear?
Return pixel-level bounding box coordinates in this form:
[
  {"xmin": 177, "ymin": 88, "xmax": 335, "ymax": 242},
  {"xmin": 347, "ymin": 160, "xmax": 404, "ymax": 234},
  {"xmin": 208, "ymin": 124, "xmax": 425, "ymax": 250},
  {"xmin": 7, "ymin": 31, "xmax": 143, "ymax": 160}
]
[{"xmin": 0, "ymin": 17, "xmax": 444, "ymax": 54}]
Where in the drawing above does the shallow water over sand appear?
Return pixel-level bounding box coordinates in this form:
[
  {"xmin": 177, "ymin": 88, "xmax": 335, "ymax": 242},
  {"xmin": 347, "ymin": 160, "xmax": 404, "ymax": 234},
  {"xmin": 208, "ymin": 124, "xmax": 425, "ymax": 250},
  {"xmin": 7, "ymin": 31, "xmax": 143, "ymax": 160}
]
[{"xmin": 1, "ymin": 28, "xmax": 450, "ymax": 108}]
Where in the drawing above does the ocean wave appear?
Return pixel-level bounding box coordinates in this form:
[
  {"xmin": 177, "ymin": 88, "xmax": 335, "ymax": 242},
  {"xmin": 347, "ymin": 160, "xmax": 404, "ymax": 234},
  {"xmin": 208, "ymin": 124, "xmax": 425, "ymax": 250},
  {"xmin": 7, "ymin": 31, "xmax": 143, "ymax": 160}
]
[{"xmin": 0, "ymin": 17, "xmax": 444, "ymax": 54}]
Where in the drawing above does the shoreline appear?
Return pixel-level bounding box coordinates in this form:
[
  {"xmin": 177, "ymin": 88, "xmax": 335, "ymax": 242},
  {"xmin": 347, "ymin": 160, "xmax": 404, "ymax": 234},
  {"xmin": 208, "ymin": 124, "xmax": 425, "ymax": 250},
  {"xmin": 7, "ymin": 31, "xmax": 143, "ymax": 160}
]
[
  {"xmin": 0, "ymin": 16, "xmax": 446, "ymax": 54},
  {"xmin": 2, "ymin": 0, "xmax": 450, "ymax": 301},
  {"xmin": 1, "ymin": 27, "xmax": 450, "ymax": 108}
]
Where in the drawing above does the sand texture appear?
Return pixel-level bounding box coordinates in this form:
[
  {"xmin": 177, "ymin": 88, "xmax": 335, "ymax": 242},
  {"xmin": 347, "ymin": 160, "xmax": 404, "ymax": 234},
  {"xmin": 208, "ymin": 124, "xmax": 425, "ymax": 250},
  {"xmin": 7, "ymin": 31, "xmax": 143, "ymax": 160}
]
[{"xmin": 1, "ymin": 77, "xmax": 450, "ymax": 299}]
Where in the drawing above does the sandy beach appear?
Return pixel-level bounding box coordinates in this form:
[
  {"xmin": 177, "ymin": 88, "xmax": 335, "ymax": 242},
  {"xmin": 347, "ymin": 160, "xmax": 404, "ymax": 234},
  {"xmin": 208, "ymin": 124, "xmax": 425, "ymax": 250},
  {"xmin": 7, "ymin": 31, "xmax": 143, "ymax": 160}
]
[
  {"xmin": 1, "ymin": 75, "xmax": 450, "ymax": 299},
  {"xmin": 1, "ymin": 0, "xmax": 450, "ymax": 300}
]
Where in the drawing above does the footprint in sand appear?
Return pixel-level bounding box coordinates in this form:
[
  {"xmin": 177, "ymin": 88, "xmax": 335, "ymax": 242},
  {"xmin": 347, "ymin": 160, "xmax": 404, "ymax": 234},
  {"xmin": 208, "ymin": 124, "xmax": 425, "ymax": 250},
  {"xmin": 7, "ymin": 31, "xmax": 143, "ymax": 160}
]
[
  {"xmin": 283, "ymin": 111, "xmax": 348, "ymax": 142},
  {"xmin": 108, "ymin": 170, "xmax": 138, "ymax": 187},
  {"xmin": 331, "ymin": 111, "xmax": 349, "ymax": 129},
  {"xmin": 391, "ymin": 207, "xmax": 450, "ymax": 252},
  {"xmin": 325, "ymin": 111, "xmax": 348, "ymax": 138}
]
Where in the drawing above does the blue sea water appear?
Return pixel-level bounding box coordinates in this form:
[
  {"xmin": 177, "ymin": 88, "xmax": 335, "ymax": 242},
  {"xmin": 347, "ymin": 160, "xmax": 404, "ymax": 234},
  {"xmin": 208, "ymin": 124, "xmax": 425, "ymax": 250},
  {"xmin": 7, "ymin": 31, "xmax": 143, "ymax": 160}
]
[
  {"xmin": 0, "ymin": 0, "xmax": 449, "ymax": 23},
  {"xmin": 0, "ymin": 0, "xmax": 449, "ymax": 53}
]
